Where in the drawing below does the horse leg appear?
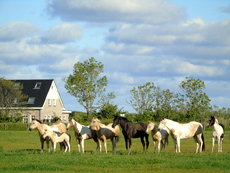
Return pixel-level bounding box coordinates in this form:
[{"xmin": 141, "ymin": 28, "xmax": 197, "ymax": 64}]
[
  {"xmin": 46, "ymin": 139, "xmax": 50, "ymax": 152},
  {"xmin": 140, "ymin": 137, "xmax": 146, "ymax": 151},
  {"xmin": 103, "ymin": 136, "xmax": 107, "ymax": 154},
  {"xmin": 53, "ymin": 142, "xmax": 57, "ymax": 152},
  {"xmin": 124, "ymin": 137, "xmax": 128, "ymax": 150},
  {"xmin": 40, "ymin": 138, "xmax": 44, "ymax": 153},
  {"xmin": 98, "ymin": 139, "xmax": 102, "ymax": 152},
  {"xmin": 76, "ymin": 139, "xmax": 81, "ymax": 152},
  {"xmin": 157, "ymin": 140, "xmax": 161, "ymax": 152},
  {"xmin": 176, "ymin": 138, "xmax": 181, "ymax": 153},
  {"xmin": 220, "ymin": 138, "xmax": 223, "ymax": 152},
  {"xmin": 212, "ymin": 137, "xmax": 215, "ymax": 152},
  {"xmin": 172, "ymin": 138, "xmax": 177, "ymax": 153},
  {"xmin": 193, "ymin": 136, "xmax": 199, "ymax": 153},
  {"xmin": 81, "ymin": 139, "xmax": 85, "ymax": 153},
  {"xmin": 64, "ymin": 141, "xmax": 68, "ymax": 152},
  {"xmin": 217, "ymin": 137, "xmax": 221, "ymax": 152},
  {"xmin": 111, "ymin": 137, "xmax": 115, "ymax": 153},
  {"xmin": 153, "ymin": 141, "xmax": 156, "ymax": 151},
  {"xmin": 145, "ymin": 135, "xmax": 149, "ymax": 151},
  {"xmin": 128, "ymin": 138, "xmax": 132, "ymax": 155}
]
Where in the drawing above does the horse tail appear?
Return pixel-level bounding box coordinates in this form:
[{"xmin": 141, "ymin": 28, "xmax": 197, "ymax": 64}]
[{"xmin": 201, "ymin": 133, "xmax": 205, "ymax": 151}]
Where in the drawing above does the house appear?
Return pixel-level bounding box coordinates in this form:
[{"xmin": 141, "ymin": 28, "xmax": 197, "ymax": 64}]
[{"xmin": 12, "ymin": 79, "xmax": 71, "ymax": 123}]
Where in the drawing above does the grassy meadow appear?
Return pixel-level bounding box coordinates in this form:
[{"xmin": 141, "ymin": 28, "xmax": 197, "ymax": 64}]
[{"xmin": 0, "ymin": 128, "xmax": 230, "ymax": 173}]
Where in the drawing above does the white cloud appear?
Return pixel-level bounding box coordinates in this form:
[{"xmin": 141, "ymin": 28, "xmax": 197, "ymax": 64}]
[
  {"xmin": 46, "ymin": 0, "xmax": 187, "ymax": 24},
  {"xmin": 42, "ymin": 23, "xmax": 82, "ymax": 44},
  {"xmin": 0, "ymin": 21, "xmax": 40, "ymax": 41}
]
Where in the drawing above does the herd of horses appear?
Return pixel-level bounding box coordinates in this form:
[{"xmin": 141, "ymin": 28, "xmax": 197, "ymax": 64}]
[{"xmin": 29, "ymin": 115, "xmax": 225, "ymax": 154}]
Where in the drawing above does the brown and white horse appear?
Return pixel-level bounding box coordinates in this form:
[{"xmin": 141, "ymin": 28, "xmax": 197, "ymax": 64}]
[
  {"xmin": 90, "ymin": 117, "xmax": 119, "ymax": 153},
  {"xmin": 66, "ymin": 118, "xmax": 99, "ymax": 153},
  {"xmin": 29, "ymin": 119, "xmax": 67, "ymax": 152},
  {"xmin": 207, "ymin": 116, "xmax": 225, "ymax": 152},
  {"xmin": 158, "ymin": 118, "xmax": 205, "ymax": 153},
  {"xmin": 146, "ymin": 121, "xmax": 169, "ymax": 152},
  {"xmin": 43, "ymin": 129, "xmax": 71, "ymax": 152}
]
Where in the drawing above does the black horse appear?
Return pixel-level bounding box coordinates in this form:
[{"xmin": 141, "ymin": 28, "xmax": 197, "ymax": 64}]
[{"xmin": 112, "ymin": 116, "xmax": 149, "ymax": 155}]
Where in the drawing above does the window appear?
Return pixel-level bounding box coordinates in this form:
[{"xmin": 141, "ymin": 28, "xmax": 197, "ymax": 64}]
[
  {"xmin": 48, "ymin": 115, "xmax": 51, "ymax": 122},
  {"xmin": 30, "ymin": 115, "xmax": 35, "ymax": 122},
  {"xmin": 53, "ymin": 99, "xmax": 56, "ymax": 106},
  {"xmin": 62, "ymin": 115, "xmax": 66, "ymax": 120},
  {"xmin": 34, "ymin": 82, "xmax": 42, "ymax": 89},
  {"xmin": 48, "ymin": 99, "xmax": 51, "ymax": 106},
  {"xmin": 44, "ymin": 115, "xmax": 47, "ymax": 120},
  {"xmin": 23, "ymin": 115, "xmax": 28, "ymax": 123},
  {"xmin": 28, "ymin": 97, "xmax": 35, "ymax": 104},
  {"xmin": 59, "ymin": 115, "xmax": 62, "ymax": 120}
]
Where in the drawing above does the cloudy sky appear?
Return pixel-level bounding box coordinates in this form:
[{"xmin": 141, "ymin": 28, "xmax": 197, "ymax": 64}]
[{"xmin": 0, "ymin": 0, "xmax": 230, "ymax": 113}]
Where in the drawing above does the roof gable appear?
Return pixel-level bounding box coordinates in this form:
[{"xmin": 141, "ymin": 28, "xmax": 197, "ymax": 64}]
[{"xmin": 12, "ymin": 79, "xmax": 53, "ymax": 108}]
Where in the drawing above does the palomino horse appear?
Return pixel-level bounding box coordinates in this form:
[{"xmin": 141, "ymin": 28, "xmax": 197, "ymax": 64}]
[
  {"xmin": 146, "ymin": 121, "xmax": 169, "ymax": 152},
  {"xmin": 90, "ymin": 117, "xmax": 119, "ymax": 153},
  {"xmin": 158, "ymin": 118, "xmax": 205, "ymax": 153},
  {"xmin": 66, "ymin": 118, "xmax": 99, "ymax": 153},
  {"xmin": 207, "ymin": 116, "xmax": 225, "ymax": 152},
  {"xmin": 43, "ymin": 129, "xmax": 71, "ymax": 152},
  {"xmin": 112, "ymin": 116, "xmax": 149, "ymax": 155},
  {"xmin": 29, "ymin": 119, "xmax": 67, "ymax": 152}
]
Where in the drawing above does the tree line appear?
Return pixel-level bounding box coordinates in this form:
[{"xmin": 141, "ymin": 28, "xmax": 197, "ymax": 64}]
[{"xmin": 1, "ymin": 57, "xmax": 230, "ymax": 128}]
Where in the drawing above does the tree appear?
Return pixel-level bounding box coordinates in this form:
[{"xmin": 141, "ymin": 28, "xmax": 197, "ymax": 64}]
[
  {"xmin": 127, "ymin": 82, "xmax": 156, "ymax": 115},
  {"xmin": 0, "ymin": 78, "xmax": 27, "ymax": 121},
  {"xmin": 63, "ymin": 57, "xmax": 108, "ymax": 120},
  {"xmin": 179, "ymin": 76, "xmax": 211, "ymax": 121}
]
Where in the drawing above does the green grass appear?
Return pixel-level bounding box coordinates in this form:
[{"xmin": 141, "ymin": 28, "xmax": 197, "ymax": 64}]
[{"xmin": 0, "ymin": 129, "xmax": 230, "ymax": 172}]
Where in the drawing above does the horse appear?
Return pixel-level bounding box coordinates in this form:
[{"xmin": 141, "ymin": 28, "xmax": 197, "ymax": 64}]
[
  {"xmin": 112, "ymin": 116, "xmax": 149, "ymax": 155},
  {"xmin": 90, "ymin": 117, "xmax": 119, "ymax": 153},
  {"xmin": 43, "ymin": 129, "xmax": 71, "ymax": 152},
  {"xmin": 66, "ymin": 118, "xmax": 99, "ymax": 153},
  {"xmin": 207, "ymin": 116, "xmax": 225, "ymax": 152},
  {"xmin": 158, "ymin": 118, "xmax": 205, "ymax": 153},
  {"xmin": 29, "ymin": 119, "xmax": 67, "ymax": 152},
  {"xmin": 146, "ymin": 121, "xmax": 169, "ymax": 152}
]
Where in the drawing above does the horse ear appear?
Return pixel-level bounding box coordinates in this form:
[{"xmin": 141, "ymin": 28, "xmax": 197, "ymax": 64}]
[{"xmin": 161, "ymin": 117, "xmax": 165, "ymax": 120}]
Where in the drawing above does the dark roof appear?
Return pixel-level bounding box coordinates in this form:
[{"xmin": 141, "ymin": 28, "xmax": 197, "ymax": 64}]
[{"xmin": 11, "ymin": 79, "xmax": 53, "ymax": 107}]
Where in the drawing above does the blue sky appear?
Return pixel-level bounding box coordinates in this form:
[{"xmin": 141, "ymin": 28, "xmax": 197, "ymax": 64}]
[{"xmin": 0, "ymin": 0, "xmax": 230, "ymax": 113}]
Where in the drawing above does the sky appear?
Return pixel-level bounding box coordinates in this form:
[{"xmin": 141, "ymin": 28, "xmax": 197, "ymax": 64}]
[{"xmin": 0, "ymin": 0, "xmax": 230, "ymax": 113}]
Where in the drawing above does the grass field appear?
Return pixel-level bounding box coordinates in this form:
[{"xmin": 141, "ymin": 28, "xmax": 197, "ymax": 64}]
[{"xmin": 0, "ymin": 129, "xmax": 230, "ymax": 172}]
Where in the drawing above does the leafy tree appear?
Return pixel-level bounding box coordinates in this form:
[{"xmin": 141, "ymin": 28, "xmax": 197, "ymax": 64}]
[
  {"xmin": 0, "ymin": 78, "xmax": 27, "ymax": 122},
  {"xmin": 179, "ymin": 76, "xmax": 211, "ymax": 121},
  {"xmin": 127, "ymin": 82, "xmax": 156, "ymax": 115},
  {"xmin": 96, "ymin": 92, "xmax": 118, "ymax": 119},
  {"xmin": 63, "ymin": 57, "xmax": 108, "ymax": 120}
]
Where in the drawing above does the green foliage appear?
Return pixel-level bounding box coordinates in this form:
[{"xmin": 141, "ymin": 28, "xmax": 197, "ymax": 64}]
[
  {"xmin": 127, "ymin": 82, "xmax": 156, "ymax": 115},
  {"xmin": 179, "ymin": 76, "xmax": 211, "ymax": 121},
  {"xmin": 63, "ymin": 57, "xmax": 108, "ymax": 120},
  {"xmin": 0, "ymin": 78, "xmax": 28, "ymax": 122}
]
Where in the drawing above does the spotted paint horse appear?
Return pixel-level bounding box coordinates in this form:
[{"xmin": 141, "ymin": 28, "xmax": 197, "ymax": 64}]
[
  {"xmin": 207, "ymin": 116, "xmax": 225, "ymax": 152},
  {"xmin": 158, "ymin": 118, "xmax": 205, "ymax": 153},
  {"xmin": 29, "ymin": 119, "xmax": 67, "ymax": 152}
]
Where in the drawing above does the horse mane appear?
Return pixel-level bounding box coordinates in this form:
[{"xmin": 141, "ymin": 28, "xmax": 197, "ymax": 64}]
[
  {"xmin": 117, "ymin": 116, "xmax": 132, "ymax": 123},
  {"xmin": 32, "ymin": 119, "xmax": 43, "ymax": 124}
]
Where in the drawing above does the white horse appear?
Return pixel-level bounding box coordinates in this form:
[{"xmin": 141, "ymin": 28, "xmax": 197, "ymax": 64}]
[
  {"xmin": 90, "ymin": 117, "xmax": 120, "ymax": 153},
  {"xmin": 66, "ymin": 118, "xmax": 99, "ymax": 153},
  {"xmin": 43, "ymin": 130, "xmax": 71, "ymax": 152},
  {"xmin": 158, "ymin": 118, "xmax": 205, "ymax": 153},
  {"xmin": 146, "ymin": 121, "xmax": 169, "ymax": 152},
  {"xmin": 207, "ymin": 116, "xmax": 225, "ymax": 152}
]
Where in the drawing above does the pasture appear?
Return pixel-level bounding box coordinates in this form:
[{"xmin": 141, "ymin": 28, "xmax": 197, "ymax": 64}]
[{"xmin": 0, "ymin": 129, "xmax": 230, "ymax": 172}]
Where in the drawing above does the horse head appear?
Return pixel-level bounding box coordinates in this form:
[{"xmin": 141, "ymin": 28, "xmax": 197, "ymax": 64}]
[
  {"xmin": 112, "ymin": 116, "xmax": 120, "ymax": 128},
  {"xmin": 158, "ymin": 118, "xmax": 166, "ymax": 131},
  {"xmin": 29, "ymin": 119, "xmax": 42, "ymax": 131},
  {"xmin": 207, "ymin": 116, "xmax": 215, "ymax": 127},
  {"xmin": 66, "ymin": 118, "xmax": 74, "ymax": 130}
]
